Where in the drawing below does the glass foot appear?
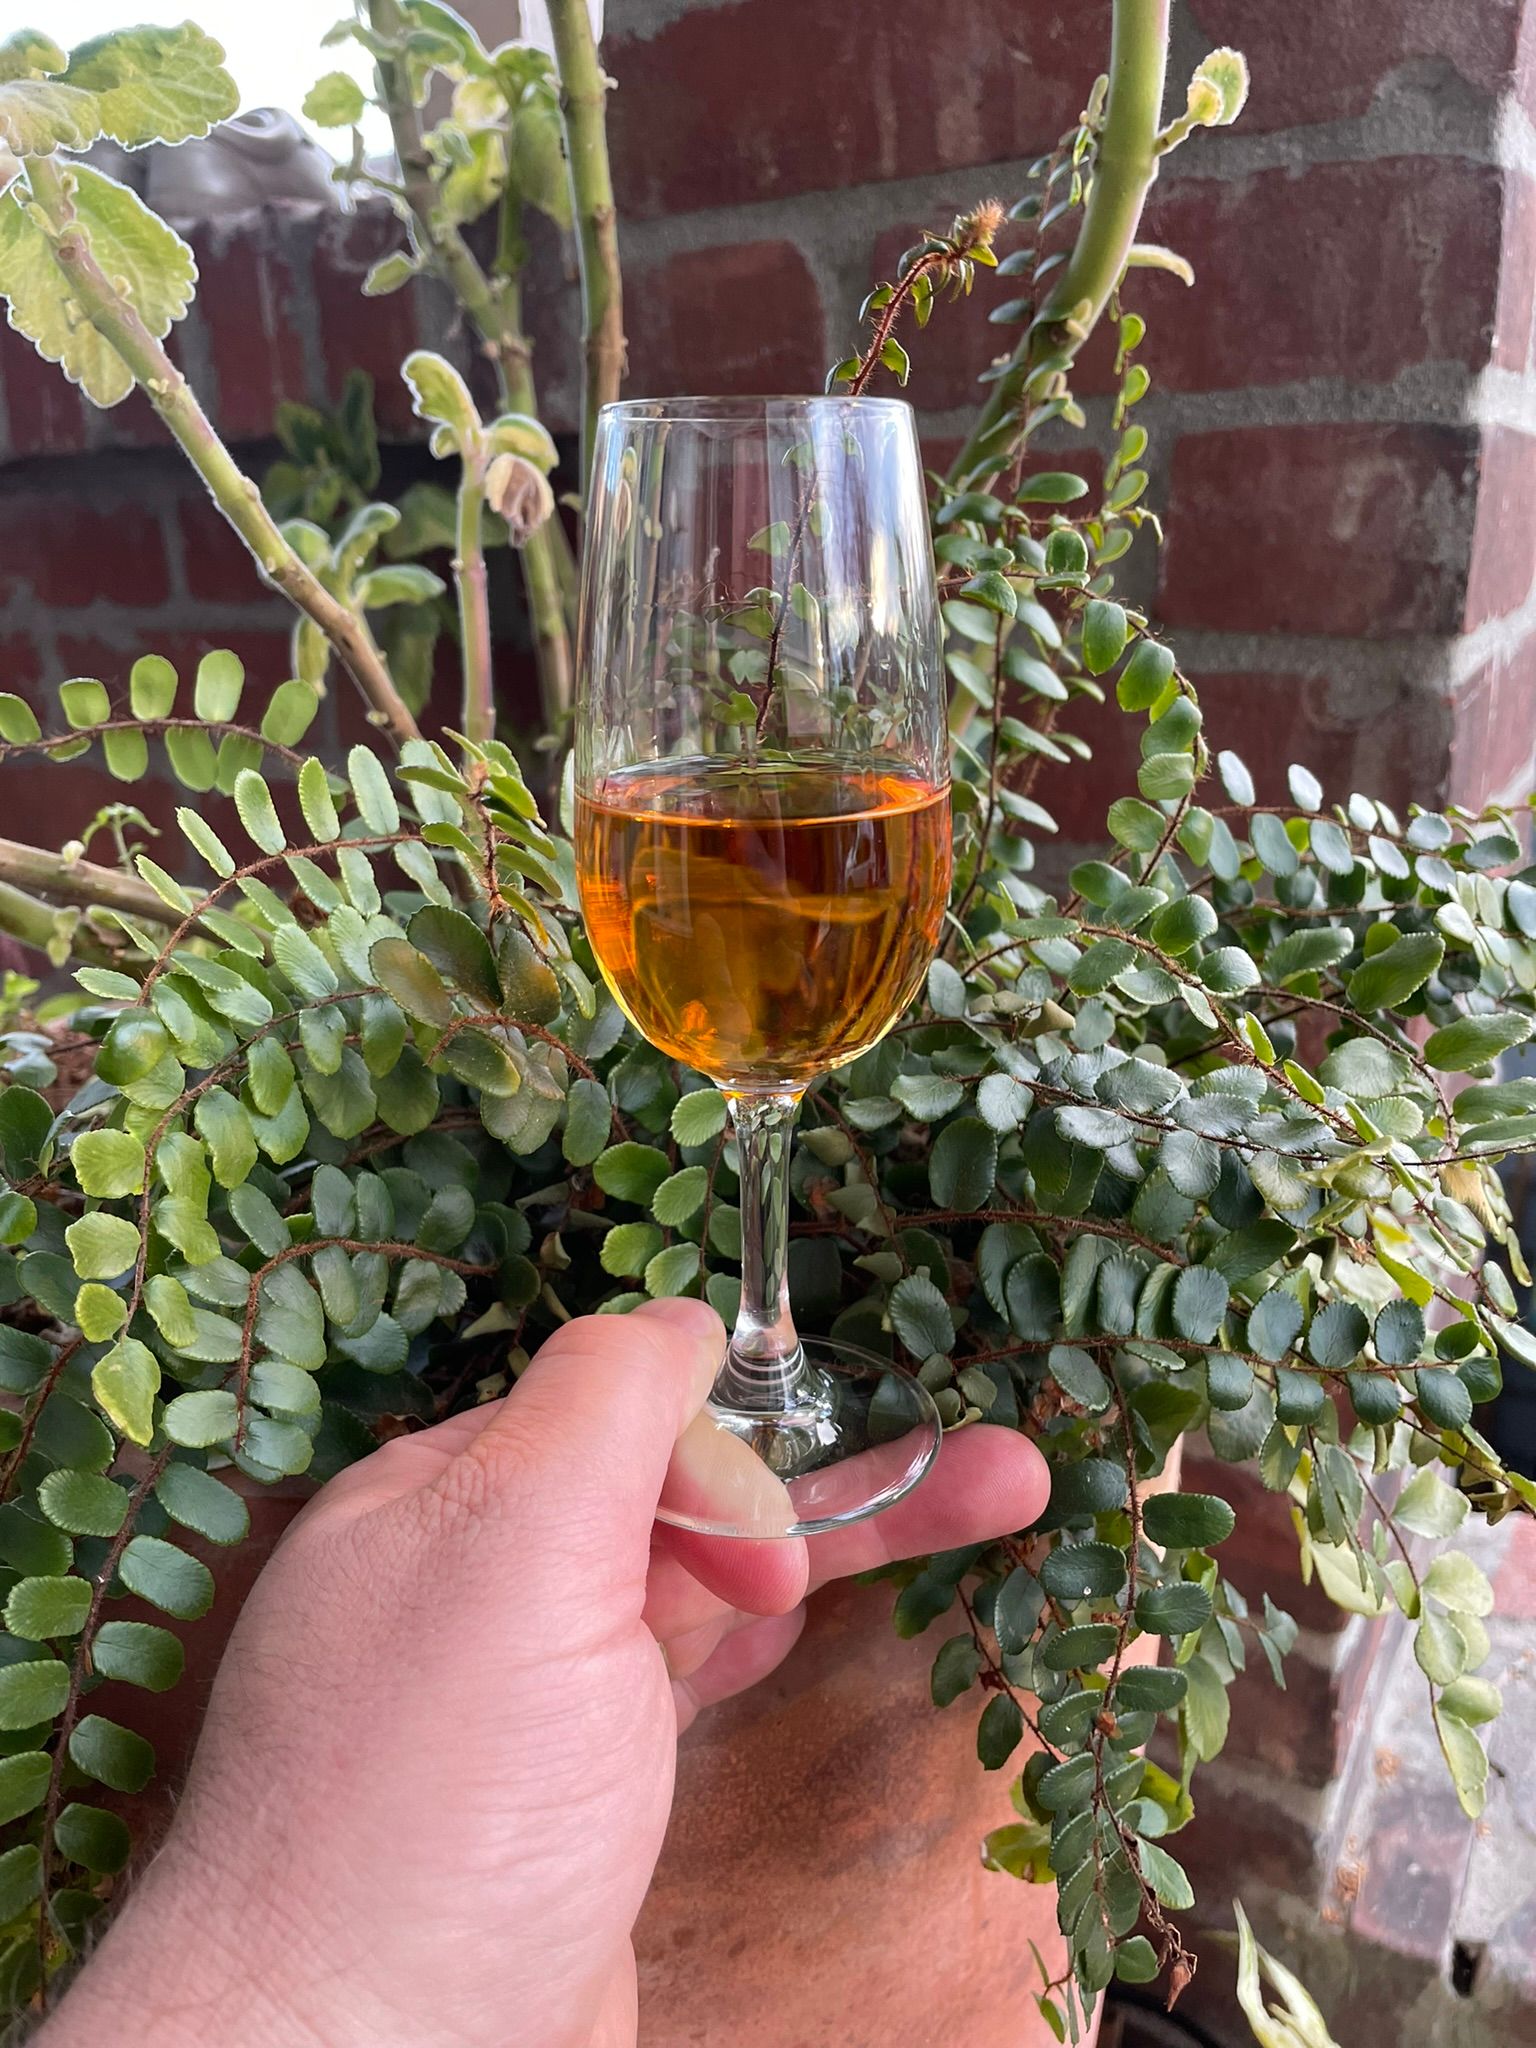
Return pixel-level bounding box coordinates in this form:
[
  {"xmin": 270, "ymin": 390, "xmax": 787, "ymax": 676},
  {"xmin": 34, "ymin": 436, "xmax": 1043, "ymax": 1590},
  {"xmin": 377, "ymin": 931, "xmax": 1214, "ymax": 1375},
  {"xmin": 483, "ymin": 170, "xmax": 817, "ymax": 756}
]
[{"xmin": 656, "ymin": 1338, "xmax": 941, "ymax": 1539}]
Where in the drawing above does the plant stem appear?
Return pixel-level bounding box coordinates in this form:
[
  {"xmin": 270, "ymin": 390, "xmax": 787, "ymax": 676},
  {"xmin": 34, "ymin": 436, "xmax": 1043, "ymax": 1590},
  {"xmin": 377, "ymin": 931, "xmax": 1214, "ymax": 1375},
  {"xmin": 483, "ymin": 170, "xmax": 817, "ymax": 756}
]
[
  {"xmin": 456, "ymin": 460, "xmax": 495, "ymax": 747},
  {"xmin": 0, "ymin": 836, "xmax": 176, "ymax": 927},
  {"xmin": 0, "ymin": 880, "xmax": 64, "ymax": 955},
  {"xmin": 946, "ymin": 0, "xmax": 1169, "ymax": 488},
  {"xmin": 547, "ymin": 0, "xmax": 624, "ymax": 509},
  {"xmin": 22, "ymin": 157, "xmax": 421, "ymax": 750},
  {"xmin": 370, "ymin": 0, "xmax": 574, "ymax": 728},
  {"xmin": 495, "ymin": 269, "xmax": 575, "ymax": 722}
]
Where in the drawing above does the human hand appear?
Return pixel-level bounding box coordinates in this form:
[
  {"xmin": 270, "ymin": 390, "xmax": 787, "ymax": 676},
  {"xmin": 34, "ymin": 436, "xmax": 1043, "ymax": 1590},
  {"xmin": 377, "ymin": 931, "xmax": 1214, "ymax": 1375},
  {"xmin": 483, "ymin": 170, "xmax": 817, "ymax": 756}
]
[{"xmin": 43, "ymin": 1299, "xmax": 1048, "ymax": 2048}]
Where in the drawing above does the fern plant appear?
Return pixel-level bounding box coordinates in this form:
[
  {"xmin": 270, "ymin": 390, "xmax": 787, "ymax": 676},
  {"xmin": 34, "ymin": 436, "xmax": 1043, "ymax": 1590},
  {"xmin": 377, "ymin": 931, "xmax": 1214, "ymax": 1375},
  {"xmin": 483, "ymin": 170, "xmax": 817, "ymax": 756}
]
[{"xmin": 0, "ymin": 6, "xmax": 1531, "ymax": 2041}]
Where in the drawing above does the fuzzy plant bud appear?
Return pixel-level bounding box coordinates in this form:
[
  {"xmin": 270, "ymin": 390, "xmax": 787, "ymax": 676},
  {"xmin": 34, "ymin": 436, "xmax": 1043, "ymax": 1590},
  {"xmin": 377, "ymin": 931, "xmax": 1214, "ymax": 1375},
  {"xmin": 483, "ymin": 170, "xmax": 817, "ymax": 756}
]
[
  {"xmin": 485, "ymin": 453, "xmax": 555, "ymax": 546},
  {"xmin": 950, "ymin": 198, "xmax": 1005, "ymax": 258}
]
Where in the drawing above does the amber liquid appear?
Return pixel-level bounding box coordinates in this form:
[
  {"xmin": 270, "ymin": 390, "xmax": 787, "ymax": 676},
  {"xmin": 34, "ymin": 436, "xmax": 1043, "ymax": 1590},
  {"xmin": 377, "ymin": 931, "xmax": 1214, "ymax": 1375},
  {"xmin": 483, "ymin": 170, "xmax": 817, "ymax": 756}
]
[{"xmin": 575, "ymin": 760, "xmax": 951, "ymax": 1087}]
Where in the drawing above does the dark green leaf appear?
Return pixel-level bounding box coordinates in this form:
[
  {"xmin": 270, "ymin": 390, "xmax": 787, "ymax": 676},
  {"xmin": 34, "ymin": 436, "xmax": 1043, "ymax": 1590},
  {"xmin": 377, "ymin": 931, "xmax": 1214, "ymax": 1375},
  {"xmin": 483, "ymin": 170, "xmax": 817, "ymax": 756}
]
[
  {"xmin": 977, "ymin": 1691, "xmax": 1025, "ymax": 1768},
  {"xmin": 68, "ymin": 1714, "xmax": 154, "ymax": 1795},
  {"xmin": 1135, "ymin": 1581, "xmax": 1213, "ymax": 1637},
  {"xmin": 929, "ymin": 1117, "xmax": 997, "ymax": 1211},
  {"xmin": 1141, "ymin": 1493, "xmax": 1235, "ymax": 1549}
]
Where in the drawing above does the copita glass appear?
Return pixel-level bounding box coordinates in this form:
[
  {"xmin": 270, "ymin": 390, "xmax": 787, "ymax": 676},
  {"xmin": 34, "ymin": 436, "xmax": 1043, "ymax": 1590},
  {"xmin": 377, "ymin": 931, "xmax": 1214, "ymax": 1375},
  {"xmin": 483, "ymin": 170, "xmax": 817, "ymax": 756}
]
[{"xmin": 574, "ymin": 396, "xmax": 951, "ymax": 1537}]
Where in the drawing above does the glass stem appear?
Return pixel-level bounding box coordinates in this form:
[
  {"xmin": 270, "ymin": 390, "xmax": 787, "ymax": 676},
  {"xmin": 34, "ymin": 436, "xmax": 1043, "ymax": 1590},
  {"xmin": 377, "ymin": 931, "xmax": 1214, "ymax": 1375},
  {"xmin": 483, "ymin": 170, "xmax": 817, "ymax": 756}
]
[{"xmin": 717, "ymin": 1089, "xmax": 807, "ymax": 1412}]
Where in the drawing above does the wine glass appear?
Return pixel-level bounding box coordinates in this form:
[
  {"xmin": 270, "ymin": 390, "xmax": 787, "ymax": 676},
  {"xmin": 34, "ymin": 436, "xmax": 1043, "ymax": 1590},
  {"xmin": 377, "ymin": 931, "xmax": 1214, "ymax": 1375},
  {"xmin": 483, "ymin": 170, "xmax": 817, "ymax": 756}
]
[{"xmin": 574, "ymin": 395, "xmax": 951, "ymax": 1537}]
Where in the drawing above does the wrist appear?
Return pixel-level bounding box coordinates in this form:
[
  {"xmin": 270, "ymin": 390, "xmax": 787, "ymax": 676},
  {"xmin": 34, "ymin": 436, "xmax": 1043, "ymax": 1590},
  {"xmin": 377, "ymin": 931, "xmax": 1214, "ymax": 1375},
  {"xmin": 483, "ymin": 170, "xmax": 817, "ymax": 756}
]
[{"xmin": 40, "ymin": 1849, "xmax": 336, "ymax": 2048}]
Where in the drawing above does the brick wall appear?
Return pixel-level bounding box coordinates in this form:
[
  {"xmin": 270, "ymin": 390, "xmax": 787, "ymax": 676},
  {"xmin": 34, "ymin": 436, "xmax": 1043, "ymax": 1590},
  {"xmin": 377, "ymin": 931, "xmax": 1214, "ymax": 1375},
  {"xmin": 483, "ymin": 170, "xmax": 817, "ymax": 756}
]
[
  {"xmin": 4, "ymin": 3, "xmax": 1534, "ymax": 839},
  {"xmin": 597, "ymin": 0, "xmax": 1536, "ymax": 832}
]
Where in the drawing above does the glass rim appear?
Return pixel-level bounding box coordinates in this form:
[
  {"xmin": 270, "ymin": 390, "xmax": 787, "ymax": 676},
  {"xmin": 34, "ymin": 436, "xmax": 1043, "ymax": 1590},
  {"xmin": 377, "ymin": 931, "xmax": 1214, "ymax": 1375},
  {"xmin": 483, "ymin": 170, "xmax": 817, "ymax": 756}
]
[{"xmin": 597, "ymin": 393, "xmax": 916, "ymax": 423}]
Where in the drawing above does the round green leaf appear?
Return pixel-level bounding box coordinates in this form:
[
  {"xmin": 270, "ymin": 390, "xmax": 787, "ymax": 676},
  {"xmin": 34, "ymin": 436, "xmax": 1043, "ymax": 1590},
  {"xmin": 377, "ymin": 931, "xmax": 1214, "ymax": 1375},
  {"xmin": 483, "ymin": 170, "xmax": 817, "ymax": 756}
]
[
  {"xmin": 929, "ymin": 1117, "xmax": 997, "ymax": 1211},
  {"xmin": 1141, "ymin": 1492, "xmax": 1236, "ymax": 1549}
]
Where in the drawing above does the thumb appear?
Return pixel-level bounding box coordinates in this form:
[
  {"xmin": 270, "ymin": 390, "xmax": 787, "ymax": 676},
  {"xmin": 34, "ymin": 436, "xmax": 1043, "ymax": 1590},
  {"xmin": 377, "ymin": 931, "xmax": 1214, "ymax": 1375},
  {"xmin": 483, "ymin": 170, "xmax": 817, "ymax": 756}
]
[{"xmin": 462, "ymin": 1298, "xmax": 727, "ymax": 1570}]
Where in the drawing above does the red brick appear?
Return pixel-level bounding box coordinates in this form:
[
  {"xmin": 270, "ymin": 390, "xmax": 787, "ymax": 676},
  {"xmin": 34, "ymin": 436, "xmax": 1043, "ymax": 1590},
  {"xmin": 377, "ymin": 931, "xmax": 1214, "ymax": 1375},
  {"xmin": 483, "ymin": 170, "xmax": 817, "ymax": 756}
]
[
  {"xmin": 1132, "ymin": 160, "xmax": 1504, "ymax": 391},
  {"xmin": 1, "ymin": 328, "xmax": 88, "ymax": 460},
  {"xmin": 191, "ymin": 215, "xmax": 311, "ymax": 444},
  {"xmin": 176, "ymin": 492, "xmax": 272, "ymax": 606},
  {"xmin": 1186, "ymin": 0, "xmax": 1521, "ymax": 133},
  {"xmin": 608, "ymin": 0, "xmax": 1105, "ymax": 220},
  {"xmin": 2, "ymin": 760, "xmax": 183, "ymax": 866},
  {"xmin": 625, "ymin": 240, "xmax": 826, "ymax": 398},
  {"xmin": 1159, "ymin": 424, "xmax": 1479, "ymax": 638},
  {"xmin": 95, "ymin": 378, "xmax": 181, "ymax": 455},
  {"xmin": 1465, "ymin": 426, "xmax": 1536, "ymax": 628},
  {"xmin": 1494, "ymin": 172, "xmax": 1536, "ymax": 372},
  {"xmin": 0, "ymin": 633, "xmax": 45, "ymax": 709},
  {"xmin": 312, "ymin": 208, "xmax": 425, "ymax": 438},
  {"xmin": 0, "ymin": 492, "xmax": 170, "ymax": 609},
  {"xmin": 1174, "ymin": 1773, "xmax": 1324, "ymax": 1899},
  {"xmin": 1070, "ymin": 666, "xmax": 1457, "ymax": 831},
  {"xmin": 1216, "ymin": 1641, "xmax": 1358, "ymax": 1789},
  {"xmin": 1448, "ymin": 631, "xmax": 1536, "ymax": 807}
]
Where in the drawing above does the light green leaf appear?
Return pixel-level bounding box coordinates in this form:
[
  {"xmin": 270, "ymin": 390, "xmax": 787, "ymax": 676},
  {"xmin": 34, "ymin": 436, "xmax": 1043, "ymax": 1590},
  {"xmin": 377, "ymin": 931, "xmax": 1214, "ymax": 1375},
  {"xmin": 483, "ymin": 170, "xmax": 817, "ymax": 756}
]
[
  {"xmin": 0, "ymin": 76, "xmax": 96, "ymax": 156},
  {"xmin": 194, "ymin": 1087, "xmax": 257, "ymax": 1188},
  {"xmin": 65, "ymin": 1211, "xmax": 139, "ymax": 1281},
  {"xmin": 1423, "ymin": 1551, "xmax": 1494, "ymax": 1618},
  {"xmin": 0, "ymin": 692, "xmax": 41, "ymax": 741},
  {"xmin": 4, "ymin": 1574, "xmax": 91, "ymax": 1640},
  {"xmin": 61, "ymin": 23, "xmax": 238, "ymax": 146},
  {"xmin": 128, "ymin": 653, "xmax": 176, "ymax": 719},
  {"xmin": 1081, "ymin": 599, "xmax": 1128, "ymax": 675},
  {"xmin": 177, "ymin": 806, "xmax": 234, "ymax": 878},
  {"xmin": 652, "ymin": 1166, "xmax": 708, "ymax": 1228},
  {"xmin": 671, "ymin": 1089, "xmax": 728, "ymax": 1147},
  {"xmin": 91, "ymin": 1618, "xmax": 183, "ymax": 1692},
  {"xmin": 70, "ymin": 1128, "xmax": 145, "ymax": 1198},
  {"xmin": 36, "ymin": 1470, "xmax": 127, "ymax": 1538},
  {"xmin": 195, "ymin": 655, "xmax": 243, "ymax": 729},
  {"xmin": 72, "ymin": 1283, "xmax": 126, "ymax": 1342},
  {"xmin": 233, "ymin": 768, "xmax": 285, "ymax": 855},
  {"xmin": 644, "ymin": 1242, "xmax": 702, "ymax": 1298},
  {"xmin": 401, "ymin": 348, "xmax": 480, "ymax": 448},
  {"xmin": 348, "ymin": 744, "xmax": 400, "ymax": 833},
  {"xmin": 92, "ymin": 1335, "xmax": 159, "ymax": 1446},
  {"xmin": 161, "ymin": 1388, "xmax": 239, "ymax": 1449},
  {"xmin": 1415, "ymin": 1612, "xmax": 1466, "ymax": 1686},
  {"xmin": 260, "ymin": 678, "xmax": 320, "ymax": 746},
  {"xmin": 272, "ymin": 924, "xmax": 338, "ymax": 1001},
  {"xmin": 298, "ymin": 756, "xmax": 341, "ymax": 842},
  {"xmin": 1137, "ymin": 1839, "xmax": 1193, "ymax": 1910},
  {"xmin": 0, "ymin": 166, "xmax": 197, "ymax": 408},
  {"xmin": 0, "ymin": 1659, "xmax": 68, "ymax": 1731},
  {"xmin": 302, "ymin": 69, "xmax": 366, "ymax": 126}
]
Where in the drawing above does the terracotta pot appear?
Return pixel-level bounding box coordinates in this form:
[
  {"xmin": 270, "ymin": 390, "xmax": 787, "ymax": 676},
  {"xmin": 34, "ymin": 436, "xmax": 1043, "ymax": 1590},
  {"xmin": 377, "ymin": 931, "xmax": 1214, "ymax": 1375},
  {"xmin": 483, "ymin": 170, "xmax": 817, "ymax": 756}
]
[
  {"xmin": 637, "ymin": 1444, "xmax": 1184, "ymax": 2048},
  {"xmin": 635, "ymin": 1573, "xmax": 1095, "ymax": 2048}
]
